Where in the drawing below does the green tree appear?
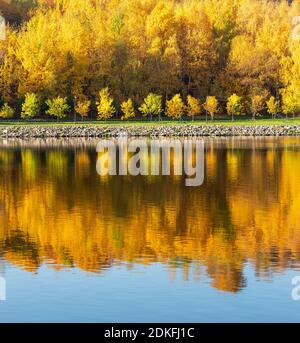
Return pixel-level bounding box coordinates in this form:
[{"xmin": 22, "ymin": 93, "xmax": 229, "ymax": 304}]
[
  {"xmin": 97, "ymin": 88, "xmax": 115, "ymax": 121},
  {"xmin": 139, "ymin": 93, "xmax": 162, "ymax": 121},
  {"xmin": 46, "ymin": 97, "xmax": 70, "ymax": 121},
  {"xmin": 226, "ymin": 94, "xmax": 244, "ymax": 121},
  {"xmin": 21, "ymin": 93, "xmax": 39, "ymax": 119}
]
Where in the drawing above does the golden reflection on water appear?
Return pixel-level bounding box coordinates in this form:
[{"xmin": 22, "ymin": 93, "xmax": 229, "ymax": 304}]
[{"xmin": 0, "ymin": 137, "xmax": 300, "ymax": 293}]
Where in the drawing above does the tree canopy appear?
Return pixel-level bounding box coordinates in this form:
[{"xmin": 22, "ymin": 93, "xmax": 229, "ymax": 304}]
[{"xmin": 0, "ymin": 0, "xmax": 300, "ymax": 118}]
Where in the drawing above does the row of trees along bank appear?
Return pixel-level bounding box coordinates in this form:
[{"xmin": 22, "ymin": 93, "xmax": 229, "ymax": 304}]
[{"xmin": 0, "ymin": 89, "xmax": 294, "ymax": 121}]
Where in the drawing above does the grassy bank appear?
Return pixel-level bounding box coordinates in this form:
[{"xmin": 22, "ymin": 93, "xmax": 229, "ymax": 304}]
[{"xmin": 1, "ymin": 118, "xmax": 300, "ymax": 126}]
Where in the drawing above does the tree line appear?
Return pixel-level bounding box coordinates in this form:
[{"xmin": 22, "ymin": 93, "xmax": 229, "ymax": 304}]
[
  {"xmin": 1, "ymin": 0, "xmax": 300, "ymax": 120},
  {"xmin": 0, "ymin": 89, "xmax": 285, "ymax": 120}
]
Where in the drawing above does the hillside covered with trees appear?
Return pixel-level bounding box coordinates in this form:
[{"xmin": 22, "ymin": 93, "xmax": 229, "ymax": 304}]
[{"xmin": 1, "ymin": 0, "xmax": 300, "ymax": 120}]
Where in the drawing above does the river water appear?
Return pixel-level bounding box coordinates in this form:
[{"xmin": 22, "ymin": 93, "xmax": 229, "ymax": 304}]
[{"xmin": 0, "ymin": 136, "xmax": 299, "ymax": 322}]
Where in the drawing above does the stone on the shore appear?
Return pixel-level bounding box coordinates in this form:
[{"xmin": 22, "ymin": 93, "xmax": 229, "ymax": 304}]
[{"xmin": 1, "ymin": 124, "xmax": 300, "ymax": 138}]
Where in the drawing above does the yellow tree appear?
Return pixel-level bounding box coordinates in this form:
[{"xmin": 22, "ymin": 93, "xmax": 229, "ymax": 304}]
[
  {"xmin": 145, "ymin": 1, "xmax": 181, "ymax": 98},
  {"xmin": 0, "ymin": 103, "xmax": 14, "ymax": 118},
  {"xmin": 46, "ymin": 96, "xmax": 70, "ymax": 121},
  {"xmin": 121, "ymin": 98, "xmax": 135, "ymax": 120},
  {"xmin": 176, "ymin": 1, "xmax": 216, "ymax": 97},
  {"xmin": 166, "ymin": 94, "xmax": 185, "ymax": 120},
  {"xmin": 75, "ymin": 98, "xmax": 91, "ymax": 121},
  {"xmin": 226, "ymin": 94, "xmax": 244, "ymax": 121},
  {"xmin": 266, "ymin": 96, "xmax": 280, "ymax": 119},
  {"xmin": 281, "ymin": 88, "xmax": 300, "ymax": 119},
  {"xmin": 139, "ymin": 93, "xmax": 162, "ymax": 121},
  {"xmin": 15, "ymin": 9, "xmax": 59, "ymax": 98},
  {"xmin": 280, "ymin": 13, "xmax": 300, "ymax": 120},
  {"xmin": 0, "ymin": 28, "xmax": 22, "ymax": 104},
  {"xmin": 97, "ymin": 88, "xmax": 115, "ymax": 121},
  {"xmin": 14, "ymin": 0, "xmax": 102, "ymax": 102},
  {"xmin": 250, "ymin": 95, "xmax": 265, "ymax": 120},
  {"xmin": 21, "ymin": 93, "xmax": 39, "ymax": 120},
  {"xmin": 204, "ymin": 96, "xmax": 218, "ymax": 121},
  {"xmin": 186, "ymin": 95, "xmax": 201, "ymax": 121},
  {"xmin": 224, "ymin": 32, "xmax": 280, "ymax": 100}
]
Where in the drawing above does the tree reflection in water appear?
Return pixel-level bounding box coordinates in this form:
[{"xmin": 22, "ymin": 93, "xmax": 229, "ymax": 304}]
[{"xmin": 0, "ymin": 137, "xmax": 300, "ymax": 293}]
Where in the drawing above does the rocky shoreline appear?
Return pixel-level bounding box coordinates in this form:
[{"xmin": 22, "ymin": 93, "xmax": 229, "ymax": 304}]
[{"xmin": 1, "ymin": 124, "xmax": 300, "ymax": 138}]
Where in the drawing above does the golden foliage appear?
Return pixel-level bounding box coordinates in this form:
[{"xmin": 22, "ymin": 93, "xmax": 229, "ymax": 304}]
[
  {"xmin": 166, "ymin": 94, "xmax": 184, "ymax": 120},
  {"xmin": 75, "ymin": 98, "xmax": 91, "ymax": 119},
  {"xmin": 0, "ymin": 0, "xmax": 297, "ymax": 118},
  {"xmin": 186, "ymin": 95, "xmax": 201, "ymax": 120},
  {"xmin": 204, "ymin": 96, "xmax": 218, "ymax": 120},
  {"xmin": 121, "ymin": 98, "xmax": 135, "ymax": 120},
  {"xmin": 97, "ymin": 87, "xmax": 115, "ymax": 120}
]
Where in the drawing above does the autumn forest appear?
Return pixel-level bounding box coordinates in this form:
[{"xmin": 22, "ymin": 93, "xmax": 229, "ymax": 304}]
[{"xmin": 1, "ymin": 0, "xmax": 300, "ymax": 120}]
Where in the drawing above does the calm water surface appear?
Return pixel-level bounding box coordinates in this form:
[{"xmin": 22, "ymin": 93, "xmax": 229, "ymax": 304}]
[{"xmin": 0, "ymin": 136, "xmax": 300, "ymax": 322}]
